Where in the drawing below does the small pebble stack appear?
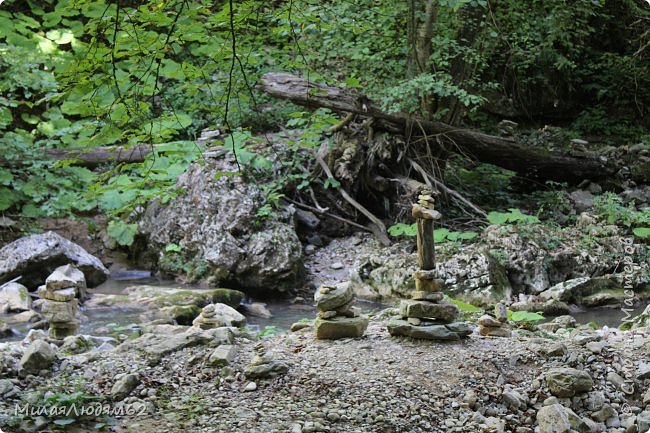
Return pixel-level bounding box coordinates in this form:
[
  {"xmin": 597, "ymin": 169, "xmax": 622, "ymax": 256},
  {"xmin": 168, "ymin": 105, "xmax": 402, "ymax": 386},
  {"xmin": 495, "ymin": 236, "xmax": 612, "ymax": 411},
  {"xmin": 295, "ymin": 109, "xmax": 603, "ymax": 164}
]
[
  {"xmin": 192, "ymin": 303, "xmax": 246, "ymax": 329},
  {"xmin": 477, "ymin": 302, "xmax": 512, "ymax": 337},
  {"xmin": 313, "ymin": 282, "xmax": 368, "ymax": 339},
  {"xmin": 192, "ymin": 304, "xmax": 222, "ymax": 330}
]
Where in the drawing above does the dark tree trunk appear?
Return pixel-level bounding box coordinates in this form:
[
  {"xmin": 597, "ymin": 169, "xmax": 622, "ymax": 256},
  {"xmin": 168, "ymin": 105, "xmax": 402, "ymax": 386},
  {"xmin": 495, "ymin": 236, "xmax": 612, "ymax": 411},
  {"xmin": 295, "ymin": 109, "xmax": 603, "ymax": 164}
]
[{"xmin": 257, "ymin": 73, "xmax": 614, "ymax": 184}]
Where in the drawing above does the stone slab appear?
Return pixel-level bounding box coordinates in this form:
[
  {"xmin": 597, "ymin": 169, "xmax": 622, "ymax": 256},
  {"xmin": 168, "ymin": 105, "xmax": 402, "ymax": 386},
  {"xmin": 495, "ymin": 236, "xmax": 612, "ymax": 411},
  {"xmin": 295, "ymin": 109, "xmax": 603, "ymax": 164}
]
[
  {"xmin": 314, "ymin": 315, "xmax": 368, "ymax": 339},
  {"xmin": 387, "ymin": 319, "xmax": 469, "ymax": 341},
  {"xmin": 41, "ymin": 299, "xmax": 79, "ymax": 323},
  {"xmin": 314, "ymin": 282, "xmax": 354, "ymax": 311},
  {"xmin": 399, "ymin": 300, "xmax": 458, "ymax": 322},
  {"xmin": 38, "ymin": 286, "xmax": 76, "ymax": 302},
  {"xmin": 411, "ymin": 291, "xmax": 444, "ymax": 302},
  {"xmin": 478, "ymin": 325, "xmax": 512, "ymax": 338},
  {"xmin": 208, "ymin": 345, "xmax": 236, "ymax": 367}
]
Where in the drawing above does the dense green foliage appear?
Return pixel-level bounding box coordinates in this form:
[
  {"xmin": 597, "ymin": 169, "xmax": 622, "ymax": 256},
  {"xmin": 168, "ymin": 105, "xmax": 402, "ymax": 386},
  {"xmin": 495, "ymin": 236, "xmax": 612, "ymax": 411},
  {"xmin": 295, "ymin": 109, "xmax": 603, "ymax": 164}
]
[
  {"xmin": 1, "ymin": 0, "xmax": 649, "ymax": 242},
  {"xmin": 387, "ymin": 222, "xmax": 478, "ymax": 243}
]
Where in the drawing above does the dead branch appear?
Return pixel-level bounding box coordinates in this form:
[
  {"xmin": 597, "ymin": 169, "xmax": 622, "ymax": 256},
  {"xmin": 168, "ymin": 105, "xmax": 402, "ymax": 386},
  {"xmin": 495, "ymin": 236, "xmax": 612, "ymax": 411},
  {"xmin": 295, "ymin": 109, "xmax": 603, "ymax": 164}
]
[{"xmin": 313, "ymin": 152, "xmax": 390, "ymax": 245}]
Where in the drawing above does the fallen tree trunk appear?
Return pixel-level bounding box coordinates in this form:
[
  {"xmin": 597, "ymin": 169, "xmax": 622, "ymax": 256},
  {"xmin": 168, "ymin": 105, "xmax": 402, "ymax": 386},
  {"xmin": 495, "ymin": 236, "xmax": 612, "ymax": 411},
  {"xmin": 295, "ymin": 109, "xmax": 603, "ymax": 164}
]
[
  {"xmin": 46, "ymin": 144, "xmax": 157, "ymax": 167},
  {"xmin": 258, "ymin": 73, "xmax": 615, "ymax": 183},
  {"xmin": 50, "ymin": 144, "xmax": 156, "ymax": 166},
  {"xmin": 0, "ymin": 144, "xmax": 158, "ymax": 168}
]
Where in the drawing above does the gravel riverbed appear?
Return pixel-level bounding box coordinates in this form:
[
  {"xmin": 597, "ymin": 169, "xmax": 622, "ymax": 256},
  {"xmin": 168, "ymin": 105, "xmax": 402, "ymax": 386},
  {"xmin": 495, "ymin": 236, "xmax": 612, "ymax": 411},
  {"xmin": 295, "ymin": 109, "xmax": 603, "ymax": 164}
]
[{"xmin": 2, "ymin": 314, "xmax": 647, "ymax": 433}]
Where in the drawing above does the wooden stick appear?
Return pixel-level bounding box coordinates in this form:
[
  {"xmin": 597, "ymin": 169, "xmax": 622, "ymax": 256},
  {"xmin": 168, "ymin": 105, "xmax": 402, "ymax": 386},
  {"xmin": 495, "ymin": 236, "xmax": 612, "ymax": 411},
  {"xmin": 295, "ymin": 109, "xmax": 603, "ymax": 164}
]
[{"xmin": 328, "ymin": 112, "xmax": 355, "ymax": 133}]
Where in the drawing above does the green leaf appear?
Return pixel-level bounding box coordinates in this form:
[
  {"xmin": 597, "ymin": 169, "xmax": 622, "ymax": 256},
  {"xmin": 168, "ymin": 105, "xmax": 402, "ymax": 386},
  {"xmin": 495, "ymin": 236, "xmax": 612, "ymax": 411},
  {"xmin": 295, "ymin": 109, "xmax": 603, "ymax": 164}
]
[
  {"xmin": 107, "ymin": 220, "xmax": 137, "ymax": 246},
  {"xmin": 447, "ymin": 297, "xmax": 482, "ymax": 312},
  {"xmin": 434, "ymin": 228, "xmax": 449, "ymax": 243},
  {"xmin": 633, "ymin": 227, "xmax": 650, "ymax": 238},
  {"xmin": 0, "ymin": 187, "xmax": 18, "ymax": 211},
  {"xmin": 45, "ymin": 29, "xmax": 74, "ymax": 44},
  {"xmin": 21, "ymin": 204, "xmax": 44, "ymax": 218},
  {"xmin": 0, "ymin": 169, "xmax": 13, "ymax": 185},
  {"xmin": 457, "ymin": 231, "xmax": 478, "ymax": 240},
  {"xmin": 509, "ymin": 310, "xmax": 544, "ymax": 323},
  {"xmin": 487, "ymin": 211, "xmax": 509, "ymax": 224},
  {"xmin": 0, "ymin": 107, "xmax": 12, "ymax": 129},
  {"xmin": 165, "ymin": 243, "xmax": 182, "ymax": 253},
  {"xmin": 323, "ymin": 178, "xmax": 340, "ymax": 189},
  {"xmin": 387, "ymin": 223, "xmax": 417, "ymax": 237},
  {"xmin": 344, "ymin": 77, "xmax": 361, "ymax": 88},
  {"xmin": 99, "ymin": 189, "xmax": 137, "ymax": 211}
]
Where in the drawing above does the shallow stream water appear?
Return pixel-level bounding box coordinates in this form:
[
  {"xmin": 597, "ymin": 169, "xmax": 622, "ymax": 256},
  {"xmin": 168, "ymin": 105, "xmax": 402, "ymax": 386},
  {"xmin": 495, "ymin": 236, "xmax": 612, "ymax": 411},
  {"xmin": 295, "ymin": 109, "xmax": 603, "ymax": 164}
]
[{"xmin": 0, "ymin": 273, "xmax": 646, "ymax": 342}]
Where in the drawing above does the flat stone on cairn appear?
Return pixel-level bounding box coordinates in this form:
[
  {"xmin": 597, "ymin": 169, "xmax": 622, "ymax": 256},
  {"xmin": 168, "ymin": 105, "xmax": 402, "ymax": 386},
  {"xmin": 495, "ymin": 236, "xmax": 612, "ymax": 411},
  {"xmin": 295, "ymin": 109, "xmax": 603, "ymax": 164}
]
[
  {"xmin": 314, "ymin": 282, "xmax": 368, "ymax": 339},
  {"xmin": 45, "ymin": 264, "xmax": 87, "ymax": 301},
  {"xmin": 40, "ymin": 264, "xmax": 85, "ymax": 339}
]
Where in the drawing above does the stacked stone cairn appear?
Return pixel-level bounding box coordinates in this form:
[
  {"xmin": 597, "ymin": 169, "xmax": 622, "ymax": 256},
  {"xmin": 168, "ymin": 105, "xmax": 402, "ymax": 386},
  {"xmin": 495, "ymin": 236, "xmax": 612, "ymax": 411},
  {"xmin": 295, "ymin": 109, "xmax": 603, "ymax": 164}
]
[
  {"xmin": 245, "ymin": 342, "xmax": 290, "ymax": 379},
  {"xmin": 387, "ymin": 189, "xmax": 472, "ymax": 341},
  {"xmin": 38, "ymin": 264, "xmax": 86, "ymax": 339},
  {"xmin": 314, "ymin": 282, "xmax": 368, "ymax": 339},
  {"xmin": 192, "ymin": 303, "xmax": 246, "ymax": 330},
  {"xmin": 477, "ymin": 302, "xmax": 512, "ymax": 337}
]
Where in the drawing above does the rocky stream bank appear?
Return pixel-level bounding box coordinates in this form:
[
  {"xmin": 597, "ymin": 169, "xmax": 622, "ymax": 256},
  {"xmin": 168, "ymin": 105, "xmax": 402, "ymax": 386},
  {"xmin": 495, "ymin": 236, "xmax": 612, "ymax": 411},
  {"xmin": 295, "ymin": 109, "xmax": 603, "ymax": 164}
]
[
  {"xmin": 1, "ymin": 309, "xmax": 650, "ymax": 433},
  {"xmin": 1, "ymin": 147, "xmax": 650, "ymax": 433}
]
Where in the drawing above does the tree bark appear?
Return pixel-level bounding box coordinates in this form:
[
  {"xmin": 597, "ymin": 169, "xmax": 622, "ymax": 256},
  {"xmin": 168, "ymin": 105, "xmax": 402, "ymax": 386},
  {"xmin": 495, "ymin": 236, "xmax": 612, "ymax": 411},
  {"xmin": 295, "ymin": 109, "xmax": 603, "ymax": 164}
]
[
  {"xmin": 257, "ymin": 73, "xmax": 614, "ymax": 184},
  {"xmin": 2, "ymin": 144, "xmax": 163, "ymax": 168}
]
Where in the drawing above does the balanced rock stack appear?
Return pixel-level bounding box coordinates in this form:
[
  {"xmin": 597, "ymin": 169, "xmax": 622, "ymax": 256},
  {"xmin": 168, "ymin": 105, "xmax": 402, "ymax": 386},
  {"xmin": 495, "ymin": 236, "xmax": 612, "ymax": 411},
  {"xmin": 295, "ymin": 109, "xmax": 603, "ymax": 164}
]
[
  {"xmin": 387, "ymin": 273, "xmax": 472, "ymax": 340},
  {"xmin": 192, "ymin": 303, "xmax": 246, "ymax": 330},
  {"xmin": 478, "ymin": 302, "xmax": 511, "ymax": 337},
  {"xmin": 387, "ymin": 189, "xmax": 471, "ymax": 341},
  {"xmin": 314, "ymin": 282, "xmax": 368, "ymax": 339},
  {"xmin": 38, "ymin": 264, "xmax": 85, "ymax": 339},
  {"xmin": 245, "ymin": 342, "xmax": 290, "ymax": 379}
]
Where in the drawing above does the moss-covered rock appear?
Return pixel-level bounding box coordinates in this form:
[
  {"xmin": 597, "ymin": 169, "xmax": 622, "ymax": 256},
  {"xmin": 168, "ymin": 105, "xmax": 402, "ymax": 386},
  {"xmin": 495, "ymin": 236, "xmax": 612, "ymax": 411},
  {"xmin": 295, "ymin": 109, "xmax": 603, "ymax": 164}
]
[
  {"xmin": 510, "ymin": 299, "xmax": 571, "ymax": 316},
  {"xmin": 134, "ymin": 157, "xmax": 303, "ymax": 294},
  {"xmin": 85, "ymin": 285, "xmax": 245, "ymax": 326},
  {"xmin": 160, "ymin": 305, "xmax": 202, "ymax": 326}
]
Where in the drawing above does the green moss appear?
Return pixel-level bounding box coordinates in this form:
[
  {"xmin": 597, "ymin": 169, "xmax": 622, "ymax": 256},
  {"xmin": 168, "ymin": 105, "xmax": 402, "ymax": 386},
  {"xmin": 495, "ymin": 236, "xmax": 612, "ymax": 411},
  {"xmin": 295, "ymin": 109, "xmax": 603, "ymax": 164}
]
[
  {"xmin": 150, "ymin": 290, "xmax": 213, "ymax": 308},
  {"xmin": 209, "ymin": 288, "xmax": 244, "ymax": 308},
  {"xmin": 159, "ymin": 253, "xmax": 212, "ymax": 283},
  {"xmin": 160, "ymin": 305, "xmax": 201, "ymax": 325}
]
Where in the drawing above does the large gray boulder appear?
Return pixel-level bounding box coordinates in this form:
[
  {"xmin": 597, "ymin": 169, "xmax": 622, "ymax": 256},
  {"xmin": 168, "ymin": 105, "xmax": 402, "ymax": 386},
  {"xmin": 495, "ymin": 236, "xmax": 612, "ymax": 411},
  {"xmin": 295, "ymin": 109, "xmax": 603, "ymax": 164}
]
[
  {"xmin": 135, "ymin": 156, "xmax": 302, "ymax": 295},
  {"xmin": 0, "ymin": 231, "xmax": 108, "ymax": 289},
  {"xmin": 19, "ymin": 340, "xmax": 57, "ymax": 374},
  {"xmin": 545, "ymin": 368, "xmax": 594, "ymax": 397},
  {"xmin": 0, "ymin": 282, "xmax": 31, "ymax": 311}
]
